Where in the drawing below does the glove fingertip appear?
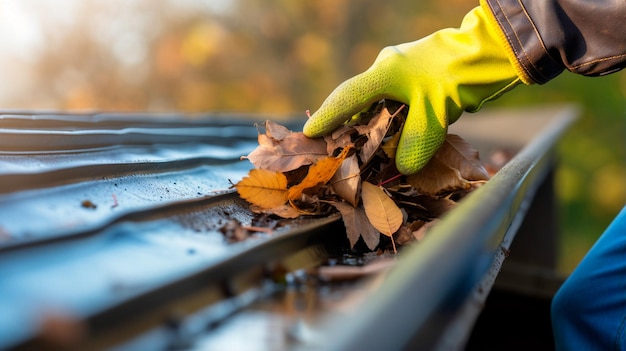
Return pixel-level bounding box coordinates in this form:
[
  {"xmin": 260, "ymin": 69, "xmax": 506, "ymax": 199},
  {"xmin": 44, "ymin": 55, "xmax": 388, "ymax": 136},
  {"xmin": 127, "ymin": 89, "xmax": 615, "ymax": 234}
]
[
  {"xmin": 303, "ymin": 112, "xmax": 331, "ymax": 137},
  {"xmin": 303, "ymin": 106, "xmax": 351, "ymax": 137},
  {"xmin": 395, "ymin": 134, "xmax": 440, "ymax": 175},
  {"xmin": 302, "ymin": 120, "xmax": 322, "ymax": 138},
  {"xmin": 395, "ymin": 157, "xmax": 421, "ymax": 176}
]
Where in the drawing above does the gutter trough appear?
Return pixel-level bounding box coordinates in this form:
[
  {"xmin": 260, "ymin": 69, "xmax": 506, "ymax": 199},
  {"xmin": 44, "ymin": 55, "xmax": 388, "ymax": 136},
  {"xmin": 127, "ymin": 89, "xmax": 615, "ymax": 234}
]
[{"xmin": 0, "ymin": 106, "xmax": 578, "ymax": 350}]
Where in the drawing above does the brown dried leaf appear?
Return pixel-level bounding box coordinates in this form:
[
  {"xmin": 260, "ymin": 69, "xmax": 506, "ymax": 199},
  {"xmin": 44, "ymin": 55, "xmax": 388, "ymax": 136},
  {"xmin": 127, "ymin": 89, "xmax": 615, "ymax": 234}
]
[
  {"xmin": 406, "ymin": 134, "xmax": 489, "ymax": 195},
  {"xmin": 257, "ymin": 133, "xmax": 275, "ymax": 147},
  {"xmin": 413, "ymin": 219, "xmax": 439, "ymax": 241},
  {"xmin": 330, "ymin": 201, "xmax": 380, "ymax": 250},
  {"xmin": 235, "ymin": 168, "xmax": 288, "ymax": 209},
  {"xmin": 324, "ymin": 125, "xmax": 355, "ymax": 156},
  {"xmin": 406, "ymin": 156, "xmax": 468, "ymax": 195},
  {"xmin": 250, "ymin": 203, "xmax": 302, "ymax": 219},
  {"xmin": 264, "ymin": 120, "xmax": 291, "ymax": 140},
  {"xmin": 244, "ymin": 121, "xmax": 328, "ymax": 172},
  {"xmin": 330, "ymin": 154, "xmax": 361, "ymax": 206},
  {"xmin": 394, "ymin": 225, "xmax": 416, "ymax": 246},
  {"xmin": 354, "ymin": 107, "xmax": 396, "ymax": 165},
  {"xmin": 361, "ymin": 182, "xmax": 403, "ymax": 237},
  {"xmin": 439, "ymin": 134, "xmax": 490, "ymax": 181}
]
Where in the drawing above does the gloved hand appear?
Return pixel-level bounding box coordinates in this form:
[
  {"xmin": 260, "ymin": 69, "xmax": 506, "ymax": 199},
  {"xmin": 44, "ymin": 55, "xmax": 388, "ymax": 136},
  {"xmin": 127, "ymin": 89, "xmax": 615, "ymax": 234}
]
[{"xmin": 303, "ymin": 4, "xmax": 529, "ymax": 175}]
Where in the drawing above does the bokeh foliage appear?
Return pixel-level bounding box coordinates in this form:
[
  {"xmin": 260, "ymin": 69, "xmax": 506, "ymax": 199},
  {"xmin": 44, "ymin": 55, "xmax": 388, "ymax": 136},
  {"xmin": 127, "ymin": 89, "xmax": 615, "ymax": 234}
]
[{"xmin": 4, "ymin": 0, "xmax": 625, "ymax": 273}]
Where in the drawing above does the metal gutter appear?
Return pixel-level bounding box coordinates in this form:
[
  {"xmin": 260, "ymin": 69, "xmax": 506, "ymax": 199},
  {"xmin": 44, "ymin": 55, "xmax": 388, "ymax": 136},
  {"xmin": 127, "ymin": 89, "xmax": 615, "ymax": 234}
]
[{"xmin": 325, "ymin": 105, "xmax": 579, "ymax": 350}]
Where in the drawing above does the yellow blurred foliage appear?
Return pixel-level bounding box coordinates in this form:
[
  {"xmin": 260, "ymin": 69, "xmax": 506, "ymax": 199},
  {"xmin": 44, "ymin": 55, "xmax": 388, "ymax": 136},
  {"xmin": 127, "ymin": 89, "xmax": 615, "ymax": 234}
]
[
  {"xmin": 294, "ymin": 33, "xmax": 331, "ymax": 68},
  {"xmin": 155, "ymin": 35, "xmax": 185, "ymax": 79},
  {"xmin": 182, "ymin": 23, "xmax": 225, "ymax": 67},
  {"xmin": 588, "ymin": 164, "xmax": 626, "ymax": 215},
  {"xmin": 63, "ymin": 86, "xmax": 96, "ymax": 110},
  {"xmin": 177, "ymin": 81, "xmax": 216, "ymax": 112},
  {"xmin": 555, "ymin": 166, "xmax": 583, "ymax": 203}
]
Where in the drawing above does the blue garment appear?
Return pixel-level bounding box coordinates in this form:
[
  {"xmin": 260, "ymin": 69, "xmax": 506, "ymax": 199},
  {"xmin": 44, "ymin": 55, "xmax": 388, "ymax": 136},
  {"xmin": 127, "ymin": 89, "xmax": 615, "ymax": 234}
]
[{"xmin": 551, "ymin": 205, "xmax": 626, "ymax": 350}]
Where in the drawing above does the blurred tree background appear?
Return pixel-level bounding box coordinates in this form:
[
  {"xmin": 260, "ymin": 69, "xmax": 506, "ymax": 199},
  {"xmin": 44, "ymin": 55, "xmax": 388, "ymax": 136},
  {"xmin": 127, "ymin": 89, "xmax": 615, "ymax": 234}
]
[{"xmin": 0, "ymin": 0, "xmax": 624, "ymax": 273}]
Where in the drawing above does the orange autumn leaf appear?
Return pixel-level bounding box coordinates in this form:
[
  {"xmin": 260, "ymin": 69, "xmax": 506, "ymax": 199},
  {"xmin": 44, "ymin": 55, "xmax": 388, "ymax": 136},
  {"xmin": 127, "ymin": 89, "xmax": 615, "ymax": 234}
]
[
  {"xmin": 235, "ymin": 168, "xmax": 288, "ymax": 209},
  {"xmin": 287, "ymin": 146, "xmax": 352, "ymax": 200},
  {"xmin": 250, "ymin": 203, "xmax": 302, "ymax": 219},
  {"xmin": 361, "ymin": 182, "xmax": 403, "ymax": 237}
]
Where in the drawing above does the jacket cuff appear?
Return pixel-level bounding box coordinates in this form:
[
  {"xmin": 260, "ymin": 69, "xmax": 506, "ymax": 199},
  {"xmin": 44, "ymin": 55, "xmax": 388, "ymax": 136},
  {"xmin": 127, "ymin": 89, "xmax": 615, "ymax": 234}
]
[{"xmin": 480, "ymin": 0, "xmax": 560, "ymax": 84}]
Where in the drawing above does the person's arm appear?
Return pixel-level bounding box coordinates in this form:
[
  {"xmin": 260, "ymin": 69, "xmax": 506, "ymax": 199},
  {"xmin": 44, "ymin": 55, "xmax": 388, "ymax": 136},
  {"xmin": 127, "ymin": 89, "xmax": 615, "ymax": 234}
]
[
  {"xmin": 303, "ymin": 0, "xmax": 626, "ymax": 176},
  {"xmin": 484, "ymin": 0, "xmax": 626, "ymax": 84}
]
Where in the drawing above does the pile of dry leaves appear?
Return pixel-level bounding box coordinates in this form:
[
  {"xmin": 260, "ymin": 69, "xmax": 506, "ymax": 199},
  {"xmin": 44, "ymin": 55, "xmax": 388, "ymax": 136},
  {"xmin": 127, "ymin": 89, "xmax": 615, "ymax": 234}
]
[{"xmin": 234, "ymin": 101, "xmax": 492, "ymax": 253}]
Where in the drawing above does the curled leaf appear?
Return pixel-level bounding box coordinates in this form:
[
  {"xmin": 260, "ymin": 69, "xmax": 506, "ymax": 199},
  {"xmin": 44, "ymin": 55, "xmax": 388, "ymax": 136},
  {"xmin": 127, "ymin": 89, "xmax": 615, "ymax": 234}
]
[
  {"xmin": 330, "ymin": 154, "xmax": 361, "ymax": 206},
  {"xmin": 264, "ymin": 120, "xmax": 292, "ymax": 140},
  {"xmin": 354, "ymin": 107, "xmax": 397, "ymax": 165}
]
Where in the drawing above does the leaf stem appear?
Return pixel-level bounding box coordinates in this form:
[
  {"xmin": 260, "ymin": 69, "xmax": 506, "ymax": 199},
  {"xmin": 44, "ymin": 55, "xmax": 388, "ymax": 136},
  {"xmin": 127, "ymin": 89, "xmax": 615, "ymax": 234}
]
[
  {"xmin": 390, "ymin": 104, "xmax": 406, "ymax": 118},
  {"xmin": 378, "ymin": 173, "xmax": 403, "ymax": 187}
]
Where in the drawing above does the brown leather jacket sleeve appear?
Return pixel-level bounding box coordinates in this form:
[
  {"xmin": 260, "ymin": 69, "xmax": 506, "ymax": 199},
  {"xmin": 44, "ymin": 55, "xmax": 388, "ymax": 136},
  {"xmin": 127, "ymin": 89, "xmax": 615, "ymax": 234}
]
[{"xmin": 483, "ymin": 0, "xmax": 626, "ymax": 84}]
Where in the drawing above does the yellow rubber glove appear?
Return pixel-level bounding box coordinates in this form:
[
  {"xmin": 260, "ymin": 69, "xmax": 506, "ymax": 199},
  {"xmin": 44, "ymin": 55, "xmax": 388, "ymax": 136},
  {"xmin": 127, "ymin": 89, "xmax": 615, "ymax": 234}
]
[{"xmin": 303, "ymin": 5, "xmax": 528, "ymax": 175}]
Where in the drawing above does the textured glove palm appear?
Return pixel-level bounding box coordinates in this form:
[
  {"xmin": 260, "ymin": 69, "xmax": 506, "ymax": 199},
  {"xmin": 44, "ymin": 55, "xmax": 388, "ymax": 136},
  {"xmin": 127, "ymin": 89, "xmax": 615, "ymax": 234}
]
[{"xmin": 303, "ymin": 6, "xmax": 522, "ymax": 175}]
